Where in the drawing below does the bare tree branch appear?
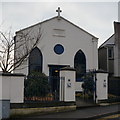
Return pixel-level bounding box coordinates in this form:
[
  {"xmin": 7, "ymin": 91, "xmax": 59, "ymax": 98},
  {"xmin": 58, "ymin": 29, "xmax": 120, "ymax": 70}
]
[{"xmin": 0, "ymin": 26, "xmax": 42, "ymax": 73}]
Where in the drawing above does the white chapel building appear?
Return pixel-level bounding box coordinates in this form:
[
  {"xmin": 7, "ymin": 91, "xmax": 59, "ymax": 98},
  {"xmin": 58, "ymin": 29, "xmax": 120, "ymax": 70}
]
[{"xmin": 14, "ymin": 8, "xmax": 98, "ymax": 93}]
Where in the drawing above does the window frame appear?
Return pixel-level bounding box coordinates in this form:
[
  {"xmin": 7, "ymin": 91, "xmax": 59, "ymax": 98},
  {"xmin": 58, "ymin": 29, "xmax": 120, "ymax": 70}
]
[{"xmin": 108, "ymin": 47, "xmax": 114, "ymax": 60}]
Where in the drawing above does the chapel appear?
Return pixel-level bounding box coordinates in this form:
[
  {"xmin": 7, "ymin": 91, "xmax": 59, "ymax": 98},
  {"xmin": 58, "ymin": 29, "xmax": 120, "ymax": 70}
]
[{"xmin": 14, "ymin": 7, "xmax": 98, "ymax": 93}]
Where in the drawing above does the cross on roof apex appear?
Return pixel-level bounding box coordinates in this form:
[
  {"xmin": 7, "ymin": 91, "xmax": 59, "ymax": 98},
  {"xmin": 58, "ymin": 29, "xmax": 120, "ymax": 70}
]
[{"xmin": 56, "ymin": 7, "xmax": 62, "ymax": 20}]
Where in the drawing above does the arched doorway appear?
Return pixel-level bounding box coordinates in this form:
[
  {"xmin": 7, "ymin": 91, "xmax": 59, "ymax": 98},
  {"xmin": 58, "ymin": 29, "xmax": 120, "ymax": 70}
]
[
  {"xmin": 29, "ymin": 47, "xmax": 43, "ymax": 74},
  {"xmin": 74, "ymin": 50, "xmax": 86, "ymax": 82}
]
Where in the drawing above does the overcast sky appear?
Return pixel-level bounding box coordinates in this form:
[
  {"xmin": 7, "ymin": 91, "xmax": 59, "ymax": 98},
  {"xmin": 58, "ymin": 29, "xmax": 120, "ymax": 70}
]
[{"xmin": 0, "ymin": 1, "xmax": 119, "ymax": 46}]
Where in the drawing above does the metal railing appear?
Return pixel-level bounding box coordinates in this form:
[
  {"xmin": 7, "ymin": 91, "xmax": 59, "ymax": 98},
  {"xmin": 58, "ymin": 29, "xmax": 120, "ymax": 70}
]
[{"xmin": 24, "ymin": 75, "xmax": 60, "ymax": 102}]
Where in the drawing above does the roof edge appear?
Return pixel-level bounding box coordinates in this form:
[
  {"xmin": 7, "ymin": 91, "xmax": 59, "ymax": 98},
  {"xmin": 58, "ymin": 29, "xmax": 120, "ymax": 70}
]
[
  {"xmin": 16, "ymin": 16, "xmax": 98, "ymax": 39},
  {"xmin": 99, "ymin": 34, "xmax": 114, "ymax": 49},
  {"xmin": 60, "ymin": 16, "xmax": 98, "ymax": 39},
  {"xmin": 16, "ymin": 16, "xmax": 58, "ymax": 33}
]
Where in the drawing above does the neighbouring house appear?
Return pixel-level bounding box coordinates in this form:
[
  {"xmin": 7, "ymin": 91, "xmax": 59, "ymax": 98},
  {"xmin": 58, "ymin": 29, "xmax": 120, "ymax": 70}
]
[{"xmin": 98, "ymin": 22, "xmax": 120, "ymax": 77}]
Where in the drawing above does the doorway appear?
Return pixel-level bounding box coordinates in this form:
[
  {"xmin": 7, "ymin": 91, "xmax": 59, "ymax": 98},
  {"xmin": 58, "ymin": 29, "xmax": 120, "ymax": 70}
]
[{"xmin": 48, "ymin": 65, "xmax": 69, "ymax": 97}]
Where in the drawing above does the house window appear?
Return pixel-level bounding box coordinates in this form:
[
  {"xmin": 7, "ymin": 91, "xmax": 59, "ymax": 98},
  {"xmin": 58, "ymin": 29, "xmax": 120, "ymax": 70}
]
[{"xmin": 108, "ymin": 47, "xmax": 114, "ymax": 59}]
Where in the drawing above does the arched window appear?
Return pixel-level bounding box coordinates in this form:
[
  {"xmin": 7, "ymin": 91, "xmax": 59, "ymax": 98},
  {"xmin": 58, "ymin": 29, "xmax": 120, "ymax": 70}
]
[
  {"xmin": 74, "ymin": 50, "xmax": 86, "ymax": 82},
  {"xmin": 29, "ymin": 47, "xmax": 43, "ymax": 74}
]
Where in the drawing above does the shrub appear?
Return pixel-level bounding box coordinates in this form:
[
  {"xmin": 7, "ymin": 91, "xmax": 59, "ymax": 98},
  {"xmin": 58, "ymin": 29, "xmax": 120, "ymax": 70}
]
[{"xmin": 24, "ymin": 72, "xmax": 50, "ymax": 97}]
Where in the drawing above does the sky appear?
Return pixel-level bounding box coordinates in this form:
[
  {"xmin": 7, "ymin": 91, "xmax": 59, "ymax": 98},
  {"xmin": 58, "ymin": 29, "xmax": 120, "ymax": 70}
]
[{"xmin": 0, "ymin": 1, "xmax": 119, "ymax": 47}]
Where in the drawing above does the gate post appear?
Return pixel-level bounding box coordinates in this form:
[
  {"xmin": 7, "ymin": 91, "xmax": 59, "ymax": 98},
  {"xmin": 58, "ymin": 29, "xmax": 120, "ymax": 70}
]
[
  {"xmin": 59, "ymin": 67, "xmax": 76, "ymax": 102},
  {"xmin": 0, "ymin": 73, "xmax": 10, "ymax": 119},
  {"xmin": 94, "ymin": 70, "xmax": 108, "ymax": 103}
]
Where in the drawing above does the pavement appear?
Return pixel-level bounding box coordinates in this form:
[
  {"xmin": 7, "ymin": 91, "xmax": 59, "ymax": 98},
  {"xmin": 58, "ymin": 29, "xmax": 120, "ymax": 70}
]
[
  {"xmin": 76, "ymin": 99, "xmax": 97, "ymax": 108},
  {"xmin": 96, "ymin": 113, "xmax": 120, "ymax": 120},
  {"xmin": 8, "ymin": 104, "xmax": 120, "ymax": 120}
]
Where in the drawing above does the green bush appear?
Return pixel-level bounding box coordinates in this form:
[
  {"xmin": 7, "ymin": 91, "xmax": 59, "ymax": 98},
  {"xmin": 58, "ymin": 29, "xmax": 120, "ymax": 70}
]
[{"xmin": 24, "ymin": 72, "xmax": 50, "ymax": 97}]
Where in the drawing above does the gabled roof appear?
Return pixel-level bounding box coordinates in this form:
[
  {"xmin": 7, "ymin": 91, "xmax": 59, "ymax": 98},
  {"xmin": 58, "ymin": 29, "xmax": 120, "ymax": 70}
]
[
  {"xmin": 99, "ymin": 21, "xmax": 120, "ymax": 49},
  {"xmin": 99, "ymin": 34, "xmax": 115, "ymax": 49},
  {"xmin": 16, "ymin": 16, "xmax": 98, "ymax": 39}
]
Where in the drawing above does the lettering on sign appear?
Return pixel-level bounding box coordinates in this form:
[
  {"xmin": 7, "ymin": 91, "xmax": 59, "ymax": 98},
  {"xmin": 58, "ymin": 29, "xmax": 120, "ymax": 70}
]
[
  {"xmin": 67, "ymin": 79, "xmax": 71, "ymax": 87},
  {"xmin": 103, "ymin": 80, "xmax": 106, "ymax": 87}
]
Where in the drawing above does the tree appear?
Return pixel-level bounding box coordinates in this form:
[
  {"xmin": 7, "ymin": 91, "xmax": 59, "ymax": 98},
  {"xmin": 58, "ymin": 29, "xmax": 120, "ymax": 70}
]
[
  {"xmin": 0, "ymin": 26, "xmax": 42, "ymax": 73},
  {"xmin": 24, "ymin": 72, "xmax": 50, "ymax": 97}
]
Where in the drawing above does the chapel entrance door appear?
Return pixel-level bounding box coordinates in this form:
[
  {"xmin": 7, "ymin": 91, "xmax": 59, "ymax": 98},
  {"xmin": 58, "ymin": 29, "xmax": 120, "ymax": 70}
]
[{"xmin": 48, "ymin": 65, "xmax": 69, "ymax": 100}]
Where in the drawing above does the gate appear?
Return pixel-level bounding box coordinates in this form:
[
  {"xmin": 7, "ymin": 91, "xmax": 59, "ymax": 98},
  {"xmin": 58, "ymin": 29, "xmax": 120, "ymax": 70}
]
[
  {"xmin": 24, "ymin": 73, "xmax": 60, "ymax": 102},
  {"xmin": 49, "ymin": 76, "xmax": 60, "ymax": 100},
  {"xmin": 76, "ymin": 70, "xmax": 96, "ymax": 103}
]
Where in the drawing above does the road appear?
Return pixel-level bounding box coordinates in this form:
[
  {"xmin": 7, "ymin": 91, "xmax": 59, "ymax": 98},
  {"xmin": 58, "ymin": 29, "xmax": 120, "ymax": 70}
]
[{"xmin": 9, "ymin": 104, "xmax": 120, "ymax": 120}]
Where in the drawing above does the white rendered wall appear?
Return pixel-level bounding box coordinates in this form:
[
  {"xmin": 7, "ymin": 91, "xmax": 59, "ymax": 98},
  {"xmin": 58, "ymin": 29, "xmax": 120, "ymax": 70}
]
[
  {"xmin": 15, "ymin": 17, "xmax": 98, "ymax": 76},
  {"xmin": 0, "ymin": 75, "xmax": 24, "ymax": 103},
  {"xmin": 0, "ymin": 76, "xmax": 10, "ymax": 100},
  {"xmin": 10, "ymin": 76, "xmax": 24, "ymax": 103},
  {"xmin": 96, "ymin": 73, "xmax": 108, "ymax": 100}
]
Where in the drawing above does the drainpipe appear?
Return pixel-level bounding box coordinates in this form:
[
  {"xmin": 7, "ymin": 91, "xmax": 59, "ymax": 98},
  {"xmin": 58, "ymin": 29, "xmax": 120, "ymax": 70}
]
[{"xmin": 93, "ymin": 69, "xmax": 98, "ymax": 103}]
